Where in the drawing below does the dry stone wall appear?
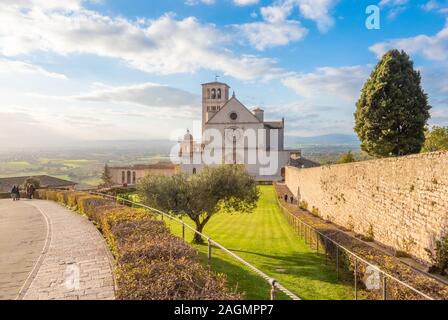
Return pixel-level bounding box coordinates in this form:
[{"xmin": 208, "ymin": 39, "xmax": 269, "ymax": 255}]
[{"xmin": 285, "ymin": 151, "xmax": 448, "ymax": 263}]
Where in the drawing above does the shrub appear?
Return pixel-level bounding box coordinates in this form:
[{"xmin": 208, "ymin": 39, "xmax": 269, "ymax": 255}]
[
  {"xmin": 299, "ymin": 200, "xmax": 308, "ymax": 210},
  {"xmin": 361, "ymin": 224, "xmax": 375, "ymax": 242},
  {"xmin": 38, "ymin": 189, "xmax": 239, "ymax": 300},
  {"xmin": 426, "ymin": 234, "xmax": 448, "ymax": 275}
]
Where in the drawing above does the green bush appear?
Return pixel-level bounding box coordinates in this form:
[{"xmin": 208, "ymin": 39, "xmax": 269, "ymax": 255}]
[
  {"xmin": 299, "ymin": 200, "xmax": 308, "ymax": 210},
  {"xmin": 426, "ymin": 234, "xmax": 448, "ymax": 276},
  {"xmin": 37, "ymin": 189, "xmax": 239, "ymax": 300}
]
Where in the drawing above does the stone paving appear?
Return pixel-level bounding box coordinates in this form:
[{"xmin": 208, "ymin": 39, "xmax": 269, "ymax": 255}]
[
  {"xmin": 0, "ymin": 199, "xmax": 115, "ymax": 300},
  {"xmin": 0, "ymin": 200, "xmax": 47, "ymax": 299}
]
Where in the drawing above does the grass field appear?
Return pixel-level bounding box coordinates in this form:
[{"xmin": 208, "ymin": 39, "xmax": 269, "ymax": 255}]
[{"xmin": 164, "ymin": 185, "xmax": 354, "ymax": 300}]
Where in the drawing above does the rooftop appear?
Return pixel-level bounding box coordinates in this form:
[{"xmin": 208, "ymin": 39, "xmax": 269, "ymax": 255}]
[
  {"xmin": 109, "ymin": 163, "xmax": 177, "ymax": 170},
  {"xmin": 0, "ymin": 175, "xmax": 77, "ymax": 193}
]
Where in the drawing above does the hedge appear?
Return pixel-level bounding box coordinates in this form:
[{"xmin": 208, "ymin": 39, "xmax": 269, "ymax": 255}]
[{"xmin": 37, "ymin": 189, "xmax": 240, "ymax": 300}]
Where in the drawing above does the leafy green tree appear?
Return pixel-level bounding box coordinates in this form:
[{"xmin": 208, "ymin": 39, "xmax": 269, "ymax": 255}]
[
  {"xmin": 421, "ymin": 126, "xmax": 448, "ymax": 153},
  {"xmin": 337, "ymin": 151, "xmax": 356, "ymax": 164},
  {"xmin": 138, "ymin": 165, "xmax": 259, "ymax": 243},
  {"xmin": 354, "ymin": 49, "xmax": 431, "ymax": 157},
  {"xmin": 100, "ymin": 163, "xmax": 114, "ymax": 188}
]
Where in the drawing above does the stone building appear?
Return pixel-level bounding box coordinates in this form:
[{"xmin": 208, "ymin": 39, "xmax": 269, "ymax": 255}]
[
  {"xmin": 179, "ymin": 81, "xmax": 317, "ymax": 181},
  {"xmin": 108, "ymin": 163, "xmax": 178, "ymax": 186}
]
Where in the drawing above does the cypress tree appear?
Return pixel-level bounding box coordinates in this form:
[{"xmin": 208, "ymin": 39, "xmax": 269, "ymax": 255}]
[{"xmin": 354, "ymin": 50, "xmax": 431, "ymax": 157}]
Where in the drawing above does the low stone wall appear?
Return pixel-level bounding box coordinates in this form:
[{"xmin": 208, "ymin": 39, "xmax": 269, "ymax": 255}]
[{"xmin": 285, "ymin": 151, "xmax": 448, "ymax": 263}]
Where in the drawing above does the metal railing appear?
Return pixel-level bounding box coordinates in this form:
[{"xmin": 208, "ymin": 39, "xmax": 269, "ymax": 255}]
[
  {"xmin": 276, "ymin": 200, "xmax": 435, "ymax": 300},
  {"xmin": 88, "ymin": 191, "xmax": 300, "ymax": 301}
]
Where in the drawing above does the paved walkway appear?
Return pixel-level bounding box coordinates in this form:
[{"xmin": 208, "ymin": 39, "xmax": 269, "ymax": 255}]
[
  {"xmin": 0, "ymin": 199, "xmax": 115, "ymax": 300},
  {"xmin": 0, "ymin": 200, "xmax": 47, "ymax": 299}
]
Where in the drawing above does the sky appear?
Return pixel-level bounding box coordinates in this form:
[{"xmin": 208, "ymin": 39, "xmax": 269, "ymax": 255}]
[{"xmin": 0, "ymin": 0, "xmax": 447, "ymax": 148}]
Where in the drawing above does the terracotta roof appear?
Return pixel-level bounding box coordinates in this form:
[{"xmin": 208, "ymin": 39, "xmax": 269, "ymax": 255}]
[
  {"xmin": 264, "ymin": 121, "xmax": 284, "ymax": 129},
  {"xmin": 288, "ymin": 157, "xmax": 320, "ymax": 168},
  {"xmin": 201, "ymin": 81, "xmax": 230, "ymax": 87},
  {"xmin": 0, "ymin": 175, "xmax": 77, "ymax": 193},
  {"xmin": 110, "ymin": 163, "xmax": 176, "ymax": 170}
]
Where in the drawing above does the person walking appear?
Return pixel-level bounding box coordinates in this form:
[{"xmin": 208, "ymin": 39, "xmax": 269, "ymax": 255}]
[
  {"xmin": 10, "ymin": 185, "xmax": 17, "ymax": 201},
  {"xmin": 28, "ymin": 184, "xmax": 35, "ymax": 199}
]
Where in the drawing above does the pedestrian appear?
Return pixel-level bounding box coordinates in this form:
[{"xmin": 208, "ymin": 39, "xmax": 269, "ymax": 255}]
[
  {"xmin": 15, "ymin": 185, "xmax": 20, "ymax": 201},
  {"xmin": 10, "ymin": 185, "xmax": 17, "ymax": 201},
  {"xmin": 29, "ymin": 184, "xmax": 35, "ymax": 199}
]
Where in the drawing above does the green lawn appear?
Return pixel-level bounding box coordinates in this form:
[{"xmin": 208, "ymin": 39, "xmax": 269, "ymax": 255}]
[{"xmin": 164, "ymin": 185, "xmax": 354, "ymax": 300}]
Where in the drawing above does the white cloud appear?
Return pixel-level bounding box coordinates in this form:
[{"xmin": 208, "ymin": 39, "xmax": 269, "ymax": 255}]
[
  {"xmin": 259, "ymin": 0, "xmax": 336, "ymax": 33},
  {"xmin": 369, "ymin": 20, "xmax": 448, "ymax": 61},
  {"xmin": 0, "ymin": 59, "xmax": 67, "ymax": 79},
  {"xmin": 282, "ymin": 65, "xmax": 371, "ymax": 101},
  {"xmin": 72, "ymin": 82, "xmax": 200, "ymax": 108},
  {"xmin": 233, "ymin": 0, "xmax": 259, "ymax": 6},
  {"xmin": 379, "ymin": 0, "xmax": 409, "ymax": 7},
  {"xmin": 185, "ymin": 0, "xmax": 215, "ymax": 6},
  {"xmin": 236, "ymin": 20, "xmax": 307, "ymax": 50},
  {"xmin": 421, "ymin": 0, "xmax": 448, "ymax": 13},
  {"xmin": 0, "ymin": 2, "xmax": 284, "ymax": 81}
]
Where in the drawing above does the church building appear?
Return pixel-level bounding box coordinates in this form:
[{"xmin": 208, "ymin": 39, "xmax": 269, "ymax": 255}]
[{"xmin": 179, "ymin": 81, "xmax": 317, "ymax": 181}]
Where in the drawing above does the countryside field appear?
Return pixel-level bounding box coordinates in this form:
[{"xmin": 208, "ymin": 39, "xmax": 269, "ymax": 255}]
[{"xmin": 164, "ymin": 185, "xmax": 354, "ymax": 300}]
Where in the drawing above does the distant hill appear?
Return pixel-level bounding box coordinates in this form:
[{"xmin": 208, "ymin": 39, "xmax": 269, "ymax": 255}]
[{"xmin": 285, "ymin": 134, "xmax": 360, "ymax": 146}]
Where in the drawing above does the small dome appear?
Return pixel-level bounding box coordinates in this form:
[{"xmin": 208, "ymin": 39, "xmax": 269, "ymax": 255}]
[{"xmin": 184, "ymin": 129, "xmax": 193, "ymax": 141}]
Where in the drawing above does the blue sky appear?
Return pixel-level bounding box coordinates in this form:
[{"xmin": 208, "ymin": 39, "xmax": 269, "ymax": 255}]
[{"xmin": 0, "ymin": 0, "xmax": 447, "ymax": 148}]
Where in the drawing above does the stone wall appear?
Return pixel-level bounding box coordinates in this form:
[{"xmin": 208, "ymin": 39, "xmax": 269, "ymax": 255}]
[{"xmin": 285, "ymin": 151, "xmax": 448, "ymax": 263}]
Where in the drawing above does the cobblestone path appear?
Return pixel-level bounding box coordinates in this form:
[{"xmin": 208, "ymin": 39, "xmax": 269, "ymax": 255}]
[{"xmin": 0, "ymin": 199, "xmax": 115, "ymax": 300}]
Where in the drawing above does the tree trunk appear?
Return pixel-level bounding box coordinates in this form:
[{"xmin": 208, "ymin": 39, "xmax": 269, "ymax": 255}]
[{"xmin": 192, "ymin": 221, "xmax": 205, "ymax": 244}]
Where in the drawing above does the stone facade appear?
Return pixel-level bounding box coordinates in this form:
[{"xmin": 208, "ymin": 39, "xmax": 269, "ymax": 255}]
[
  {"xmin": 109, "ymin": 163, "xmax": 178, "ymax": 186},
  {"xmin": 180, "ymin": 81, "xmax": 307, "ymax": 181},
  {"xmin": 285, "ymin": 151, "xmax": 448, "ymax": 263}
]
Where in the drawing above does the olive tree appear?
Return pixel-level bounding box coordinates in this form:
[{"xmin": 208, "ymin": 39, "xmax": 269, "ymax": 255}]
[{"xmin": 138, "ymin": 165, "xmax": 259, "ymax": 243}]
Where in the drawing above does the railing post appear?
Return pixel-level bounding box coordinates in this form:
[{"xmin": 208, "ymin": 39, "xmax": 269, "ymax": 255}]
[
  {"xmin": 336, "ymin": 246, "xmax": 339, "ymax": 280},
  {"xmin": 270, "ymin": 280, "xmax": 277, "ymax": 300},
  {"xmin": 354, "ymin": 258, "xmax": 358, "ymax": 300},
  {"xmin": 383, "ymin": 276, "xmax": 387, "ymax": 300},
  {"xmin": 182, "ymin": 222, "xmax": 185, "ymax": 240},
  {"xmin": 324, "ymin": 238, "xmax": 328, "ymax": 265},
  {"xmin": 208, "ymin": 238, "xmax": 212, "ymax": 268}
]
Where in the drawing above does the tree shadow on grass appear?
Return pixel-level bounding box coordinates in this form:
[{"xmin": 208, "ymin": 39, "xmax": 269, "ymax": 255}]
[{"xmin": 193, "ymin": 246, "xmax": 290, "ymax": 300}]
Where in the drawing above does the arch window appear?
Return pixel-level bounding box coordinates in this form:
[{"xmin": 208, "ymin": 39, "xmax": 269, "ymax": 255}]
[
  {"xmin": 217, "ymin": 88, "xmax": 222, "ymax": 99},
  {"xmin": 192, "ymin": 168, "xmax": 197, "ymax": 174},
  {"xmin": 127, "ymin": 171, "xmax": 131, "ymax": 184},
  {"xmin": 122, "ymin": 171, "xmax": 125, "ymax": 184},
  {"xmin": 132, "ymin": 171, "xmax": 136, "ymax": 184},
  {"xmin": 207, "ymin": 88, "xmax": 210, "ymax": 99},
  {"xmin": 211, "ymin": 88, "xmax": 216, "ymax": 99}
]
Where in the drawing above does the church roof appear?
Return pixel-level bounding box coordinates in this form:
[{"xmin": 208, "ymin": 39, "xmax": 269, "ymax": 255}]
[
  {"xmin": 206, "ymin": 96, "xmax": 261, "ymax": 124},
  {"xmin": 201, "ymin": 81, "xmax": 230, "ymax": 87},
  {"xmin": 264, "ymin": 121, "xmax": 283, "ymax": 129}
]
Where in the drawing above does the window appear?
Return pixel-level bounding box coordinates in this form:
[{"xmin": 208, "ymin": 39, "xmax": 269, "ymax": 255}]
[
  {"xmin": 230, "ymin": 112, "xmax": 238, "ymax": 120},
  {"xmin": 127, "ymin": 171, "xmax": 131, "ymax": 184},
  {"xmin": 211, "ymin": 88, "xmax": 216, "ymax": 99},
  {"xmin": 132, "ymin": 172, "xmax": 136, "ymax": 184},
  {"xmin": 207, "ymin": 88, "xmax": 210, "ymax": 99},
  {"xmin": 193, "ymin": 168, "xmax": 197, "ymax": 174},
  {"xmin": 217, "ymin": 88, "xmax": 222, "ymax": 99},
  {"xmin": 122, "ymin": 171, "xmax": 125, "ymax": 184}
]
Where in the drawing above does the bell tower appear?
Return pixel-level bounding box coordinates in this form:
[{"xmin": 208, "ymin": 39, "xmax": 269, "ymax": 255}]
[{"xmin": 201, "ymin": 81, "xmax": 230, "ymax": 132}]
